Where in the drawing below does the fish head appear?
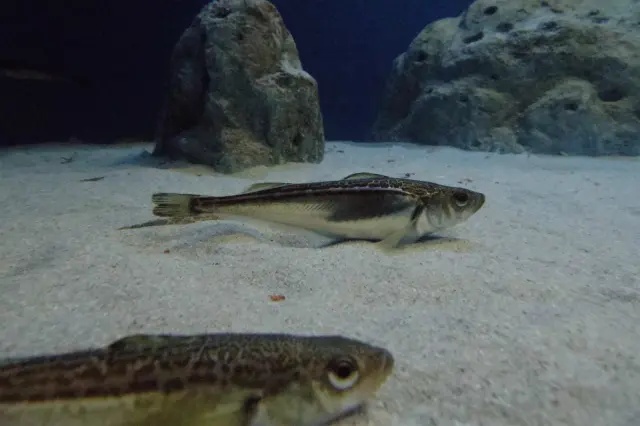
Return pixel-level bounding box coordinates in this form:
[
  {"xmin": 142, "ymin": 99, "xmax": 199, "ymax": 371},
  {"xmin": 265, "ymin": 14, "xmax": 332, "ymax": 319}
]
[
  {"xmin": 422, "ymin": 185, "xmax": 486, "ymax": 230},
  {"xmin": 256, "ymin": 335, "xmax": 394, "ymax": 426}
]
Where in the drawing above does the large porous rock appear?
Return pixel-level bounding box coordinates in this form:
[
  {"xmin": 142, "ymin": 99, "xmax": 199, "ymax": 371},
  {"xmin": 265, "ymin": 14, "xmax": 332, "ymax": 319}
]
[
  {"xmin": 153, "ymin": 0, "xmax": 325, "ymax": 173},
  {"xmin": 373, "ymin": 0, "xmax": 640, "ymax": 156}
]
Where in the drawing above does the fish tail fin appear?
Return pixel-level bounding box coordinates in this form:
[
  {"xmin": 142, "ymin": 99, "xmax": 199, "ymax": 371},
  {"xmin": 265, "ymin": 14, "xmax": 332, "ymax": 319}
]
[{"xmin": 152, "ymin": 193, "xmax": 200, "ymax": 217}]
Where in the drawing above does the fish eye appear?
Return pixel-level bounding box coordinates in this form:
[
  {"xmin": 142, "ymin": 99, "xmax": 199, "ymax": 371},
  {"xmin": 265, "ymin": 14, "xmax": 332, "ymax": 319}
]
[
  {"xmin": 453, "ymin": 191, "xmax": 469, "ymax": 207},
  {"xmin": 326, "ymin": 357, "xmax": 360, "ymax": 390}
]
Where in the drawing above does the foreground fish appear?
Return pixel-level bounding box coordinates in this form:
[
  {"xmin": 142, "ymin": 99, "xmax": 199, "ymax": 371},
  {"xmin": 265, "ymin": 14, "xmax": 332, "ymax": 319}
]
[
  {"xmin": 120, "ymin": 172, "xmax": 486, "ymax": 249},
  {"xmin": 0, "ymin": 332, "xmax": 394, "ymax": 426}
]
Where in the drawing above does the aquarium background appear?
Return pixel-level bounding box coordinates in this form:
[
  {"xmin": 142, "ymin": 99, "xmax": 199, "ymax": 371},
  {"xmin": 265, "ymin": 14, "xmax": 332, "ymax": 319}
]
[
  {"xmin": 2, "ymin": 1, "xmax": 639, "ymax": 424},
  {"xmin": 0, "ymin": 0, "xmax": 469, "ymax": 146}
]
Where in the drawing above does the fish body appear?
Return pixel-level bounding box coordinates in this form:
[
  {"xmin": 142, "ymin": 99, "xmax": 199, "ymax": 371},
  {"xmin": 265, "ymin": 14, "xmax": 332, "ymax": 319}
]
[
  {"xmin": 0, "ymin": 68, "xmax": 63, "ymax": 82},
  {"xmin": 134, "ymin": 172, "xmax": 486, "ymax": 248},
  {"xmin": 0, "ymin": 333, "xmax": 393, "ymax": 426},
  {"xmin": 0, "ymin": 60, "xmax": 90, "ymax": 87}
]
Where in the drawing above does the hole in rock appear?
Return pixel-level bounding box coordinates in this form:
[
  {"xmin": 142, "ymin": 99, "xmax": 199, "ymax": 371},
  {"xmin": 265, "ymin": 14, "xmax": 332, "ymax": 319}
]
[
  {"xmin": 463, "ymin": 32, "xmax": 484, "ymax": 44},
  {"xmin": 215, "ymin": 7, "xmax": 231, "ymax": 18},
  {"xmin": 292, "ymin": 132, "xmax": 302, "ymax": 147},
  {"xmin": 598, "ymin": 88, "xmax": 625, "ymax": 102},
  {"xmin": 415, "ymin": 51, "xmax": 428, "ymax": 62},
  {"xmin": 587, "ymin": 10, "xmax": 609, "ymax": 24},
  {"xmin": 539, "ymin": 21, "xmax": 559, "ymax": 31},
  {"xmin": 484, "ymin": 6, "xmax": 498, "ymax": 15},
  {"xmin": 277, "ymin": 73, "xmax": 293, "ymax": 86},
  {"xmin": 564, "ymin": 102, "xmax": 578, "ymax": 111},
  {"xmin": 496, "ymin": 22, "xmax": 513, "ymax": 32}
]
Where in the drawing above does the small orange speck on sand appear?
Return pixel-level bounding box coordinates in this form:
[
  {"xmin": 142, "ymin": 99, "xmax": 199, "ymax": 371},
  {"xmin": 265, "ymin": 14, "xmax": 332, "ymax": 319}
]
[{"xmin": 269, "ymin": 294, "xmax": 286, "ymax": 302}]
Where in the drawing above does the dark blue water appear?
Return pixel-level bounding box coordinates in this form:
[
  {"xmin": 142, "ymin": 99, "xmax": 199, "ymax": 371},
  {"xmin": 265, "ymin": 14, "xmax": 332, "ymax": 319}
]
[
  {"xmin": 273, "ymin": 0, "xmax": 470, "ymax": 141},
  {"xmin": 0, "ymin": 0, "xmax": 469, "ymax": 145}
]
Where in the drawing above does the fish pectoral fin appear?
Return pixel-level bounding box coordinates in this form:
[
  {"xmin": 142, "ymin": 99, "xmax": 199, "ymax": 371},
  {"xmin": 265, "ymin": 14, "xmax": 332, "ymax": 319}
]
[
  {"xmin": 377, "ymin": 205, "xmax": 424, "ymax": 251},
  {"xmin": 197, "ymin": 391, "xmax": 263, "ymax": 426},
  {"xmin": 201, "ymin": 408, "xmax": 253, "ymax": 426},
  {"xmin": 152, "ymin": 193, "xmax": 199, "ymax": 217},
  {"xmin": 125, "ymin": 390, "xmax": 262, "ymax": 426},
  {"xmin": 241, "ymin": 182, "xmax": 291, "ymax": 193},
  {"xmin": 341, "ymin": 172, "xmax": 391, "ymax": 180},
  {"xmin": 377, "ymin": 226, "xmax": 415, "ymax": 251}
]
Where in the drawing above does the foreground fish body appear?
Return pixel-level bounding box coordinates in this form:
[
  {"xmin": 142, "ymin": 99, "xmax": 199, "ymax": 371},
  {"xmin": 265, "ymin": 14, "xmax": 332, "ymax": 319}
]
[
  {"xmin": 0, "ymin": 333, "xmax": 393, "ymax": 426},
  {"xmin": 123, "ymin": 172, "xmax": 486, "ymax": 249}
]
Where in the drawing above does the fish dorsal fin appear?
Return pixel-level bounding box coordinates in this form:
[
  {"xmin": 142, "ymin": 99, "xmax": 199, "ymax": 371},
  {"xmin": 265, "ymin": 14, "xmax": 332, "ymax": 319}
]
[
  {"xmin": 243, "ymin": 174, "xmax": 389, "ymax": 192},
  {"xmin": 107, "ymin": 334, "xmax": 174, "ymax": 352},
  {"xmin": 341, "ymin": 172, "xmax": 391, "ymax": 180},
  {"xmin": 241, "ymin": 182, "xmax": 291, "ymax": 193}
]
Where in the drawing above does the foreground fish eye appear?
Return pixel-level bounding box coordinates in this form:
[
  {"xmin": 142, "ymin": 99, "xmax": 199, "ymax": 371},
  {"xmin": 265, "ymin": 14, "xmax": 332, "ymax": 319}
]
[
  {"xmin": 326, "ymin": 357, "xmax": 360, "ymax": 390},
  {"xmin": 452, "ymin": 191, "xmax": 469, "ymax": 206}
]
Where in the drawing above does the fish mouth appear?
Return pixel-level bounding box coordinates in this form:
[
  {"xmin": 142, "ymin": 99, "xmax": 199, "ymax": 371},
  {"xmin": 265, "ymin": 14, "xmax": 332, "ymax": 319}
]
[
  {"xmin": 251, "ymin": 402, "xmax": 367, "ymax": 426},
  {"xmin": 382, "ymin": 349, "xmax": 395, "ymax": 376},
  {"xmin": 466, "ymin": 192, "xmax": 486, "ymax": 215},
  {"xmin": 311, "ymin": 402, "xmax": 368, "ymax": 426},
  {"xmin": 477, "ymin": 193, "xmax": 486, "ymax": 209}
]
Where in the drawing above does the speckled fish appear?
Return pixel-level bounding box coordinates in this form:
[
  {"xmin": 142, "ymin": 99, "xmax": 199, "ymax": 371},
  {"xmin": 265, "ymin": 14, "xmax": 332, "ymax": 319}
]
[
  {"xmin": 0, "ymin": 332, "xmax": 394, "ymax": 426},
  {"xmin": 120, "ymin": 172, "xmax": 486, "ymax": 249}
]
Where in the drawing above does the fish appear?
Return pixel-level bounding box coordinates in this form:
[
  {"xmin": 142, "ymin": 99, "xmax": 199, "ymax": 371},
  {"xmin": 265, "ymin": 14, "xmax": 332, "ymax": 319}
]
[
  {"xmin": 0, "ymin": 332, "xmax": 394, "ymax": 426},
  {"xmin": 119, "ymin": 172, "xmax": 486, "ymax": 249},
  {"xmin": 0, "ymin": 60, "xmax": 91, "ymax": 87}
]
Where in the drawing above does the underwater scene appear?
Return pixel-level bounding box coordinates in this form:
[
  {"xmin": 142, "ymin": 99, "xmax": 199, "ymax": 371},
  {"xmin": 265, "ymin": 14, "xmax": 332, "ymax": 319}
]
[{"xmin": 0, "ymin": 0, "xmax": 639, "ymax": 425}]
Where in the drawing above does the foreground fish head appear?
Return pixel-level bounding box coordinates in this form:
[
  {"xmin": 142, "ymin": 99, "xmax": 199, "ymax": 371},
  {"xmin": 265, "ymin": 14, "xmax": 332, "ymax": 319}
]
[
  {"xmin": 256, "ymin": 335, "xmax": 394, "ymax": 426},
  {"xmin": 421, "ymin": 185, "xmax": 486, "ymax": 231},
  {"xmin": 0, "ymin": 333, "xmax": 393, "ymax": 426}
]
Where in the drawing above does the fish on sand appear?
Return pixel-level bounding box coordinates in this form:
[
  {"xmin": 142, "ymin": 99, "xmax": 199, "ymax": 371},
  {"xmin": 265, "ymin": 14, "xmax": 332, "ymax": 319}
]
[
  {"xmin": 0, "ymin": 332, "xmax": 394, "ymax": 426},
  {"xmin": 119, "ymin": 172, "xmax": 486, "ymax": 249}
]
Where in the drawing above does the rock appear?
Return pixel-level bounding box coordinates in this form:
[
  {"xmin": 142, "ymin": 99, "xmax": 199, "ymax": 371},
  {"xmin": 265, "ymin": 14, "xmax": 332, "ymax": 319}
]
[
  {"xmin": 373, "ymin": 0, "xmax": 640, "ymax": 156},
  {"xmin": 153, "ymin": 0, "xmax": 325, "ymax": 173}
]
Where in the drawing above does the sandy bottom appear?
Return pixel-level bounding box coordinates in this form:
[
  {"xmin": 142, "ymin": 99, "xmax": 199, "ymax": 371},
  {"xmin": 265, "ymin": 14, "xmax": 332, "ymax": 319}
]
[{"xmin": 0, "ymin": 141, "xmax": 639, "ymax": 425}]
